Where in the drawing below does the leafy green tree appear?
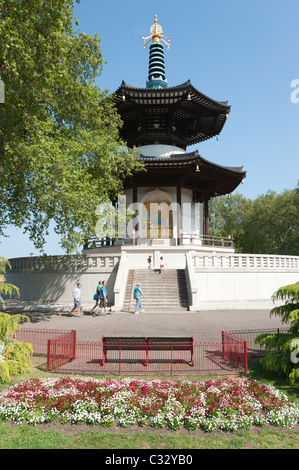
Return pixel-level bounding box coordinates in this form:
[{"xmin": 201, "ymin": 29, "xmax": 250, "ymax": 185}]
[
  {"xmin": 209, "ymin": 193, "xmax": 252, "ymax": 253},
  {"xmin": 255, "ymin": 282, "xmax": 299, "ymax": 384},
  {"xmin": 0, "ymin": 0, "xmax": 141, "ymax": 253},
  {"xmin": 209, "ymin": 186, "xmax": 299, "ymax": 255},
  {"xmin": 241, "ymin": 189, "xmax": 299, "ymax": 255}
]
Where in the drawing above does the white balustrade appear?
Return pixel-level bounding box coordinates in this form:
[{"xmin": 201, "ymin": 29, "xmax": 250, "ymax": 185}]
[
  {"xmin": 8, "ymin": 255, "xmax": 121, "ymax": 272},
  {"xmin": 193, "ymin": 253, "xmax": 299, "ymax": 271}
]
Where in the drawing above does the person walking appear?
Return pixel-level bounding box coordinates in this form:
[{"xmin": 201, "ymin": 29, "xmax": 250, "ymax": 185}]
[
  {"xmin": 159, "ymin": 256, "xmax": 167, "ymax": 274},
  {"xmin": 147, "ymin": 255, "xmax": 152, "ymax": 269},
  {"xmin": 70, "ymin": 282, "xmax": 82, "ymax": 317},
  {"xmin": 90, "ymin": 280, "xmax": 102, "ymax": 316},
  {"xmin": 99, "ymin": 280, "xmax": 110, "ymax": 316},
  {"xmin": 133, "ymin": 282, "xmax": 145, "ymax": 314}
]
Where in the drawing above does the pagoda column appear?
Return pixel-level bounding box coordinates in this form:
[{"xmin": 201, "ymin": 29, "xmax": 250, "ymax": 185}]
[
  {"xmin": 204, "ymin": 195, "xmax": 209, "ymax": 244},
  {"xmin": 176, "ymin": 185, "xmax": 182, "ymax": 245}
]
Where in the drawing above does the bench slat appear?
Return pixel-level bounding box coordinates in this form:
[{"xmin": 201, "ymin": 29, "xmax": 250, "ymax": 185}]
[
  {"xmin": 103, "ymin": 337, "xmax": 146, "ymax": 343},
  {"xmin": 147, "ymin": 337, "xmax": 193, "ymax": 343}
]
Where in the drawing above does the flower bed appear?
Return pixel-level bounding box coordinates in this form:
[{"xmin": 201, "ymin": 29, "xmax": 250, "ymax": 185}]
[{"xmin": 0, "ymin": 377, "xmax": 298, "ymax": 432}]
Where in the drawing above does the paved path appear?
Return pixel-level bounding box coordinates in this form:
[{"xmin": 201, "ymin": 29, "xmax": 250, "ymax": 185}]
[{"xmin": 6, "ymin": 301, "xmax": 284, "ymax": 343}]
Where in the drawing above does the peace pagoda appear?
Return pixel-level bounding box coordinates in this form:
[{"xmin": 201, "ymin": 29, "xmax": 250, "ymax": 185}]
[
  {"xmin": 85, "ymin": 15, "xmax": 246, "ymax": 251},
  {"xmin": 11, "ymin": 18, "xmax": 297, "ymax": 312}
]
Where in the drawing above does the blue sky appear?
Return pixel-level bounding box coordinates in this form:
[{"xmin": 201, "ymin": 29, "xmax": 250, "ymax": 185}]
[{"xmin": 1, "ymin": 0, "xmax": 298, "ymax": 258}]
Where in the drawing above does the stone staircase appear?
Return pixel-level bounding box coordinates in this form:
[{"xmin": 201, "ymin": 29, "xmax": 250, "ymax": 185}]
[{"xmin": 122, "ymin": 269, "xmax": 189, "ymax": 312}]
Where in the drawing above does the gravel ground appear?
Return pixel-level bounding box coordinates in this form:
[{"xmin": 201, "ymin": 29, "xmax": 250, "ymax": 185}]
[{"xmin": 6, "ymin": 301, "xmax": 284, "ymax": 343}]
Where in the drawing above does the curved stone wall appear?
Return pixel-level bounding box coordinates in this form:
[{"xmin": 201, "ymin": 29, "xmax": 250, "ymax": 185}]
[{"xmin": 5, "ymin": 251, "xmax": 299, "ymax": 310}]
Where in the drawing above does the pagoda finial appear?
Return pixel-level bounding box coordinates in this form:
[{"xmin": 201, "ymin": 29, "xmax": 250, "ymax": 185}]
[
  {"xmin": 142, "ymin": 15, "xmax": 170, "ymax": 49},
  {"xmin": 143, "ymin": 16, "xmax": 170, "ymax": 89}
]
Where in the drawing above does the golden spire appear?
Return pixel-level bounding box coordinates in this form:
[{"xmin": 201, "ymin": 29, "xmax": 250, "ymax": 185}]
[{"xmin": 143, "ymin": 15, "xmax": 170, "ymax": 49}]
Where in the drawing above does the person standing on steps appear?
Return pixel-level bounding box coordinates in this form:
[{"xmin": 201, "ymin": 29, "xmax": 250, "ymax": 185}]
[
  {"xmin": 147, "ymin": 255, "xmax": 152, "ymax": 269},
  {"xmin": 133, "ymin": 282, "xmax": 145, "ymax": 314}
]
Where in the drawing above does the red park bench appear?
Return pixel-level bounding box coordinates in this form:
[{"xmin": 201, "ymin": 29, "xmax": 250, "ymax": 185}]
[{"xmin": 101, "ymin": 335, "xmax": 194, "ymax": 366}]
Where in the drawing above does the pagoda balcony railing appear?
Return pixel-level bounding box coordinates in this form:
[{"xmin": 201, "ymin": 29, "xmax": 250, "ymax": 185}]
[
  {"xmin": 181, "ymin": 233, "xmax": 233, "ymax": 248},
  {"xmin": 83, "ymin": 234, "xmax": 234, "ymax": 249}
]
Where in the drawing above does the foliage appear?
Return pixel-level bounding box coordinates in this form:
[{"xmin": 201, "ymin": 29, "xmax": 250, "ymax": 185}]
[
  {"xmin": 0, "ymin": 256, "xmax": 31, "ymax": 382},
  {"xmin": 209, "ymin": 186, "xmax": 299, "ymax": 255},
  {"xmin": 0, "ymin": 311, "xmax": 32, "ymax": 383},
  {"xmin": 0, "ymin": 376, "xmax": 298, "ymax": 430},
  {"xmin": 0, "ymin": 0, "xmax": 142, "ymax": 253},
  {"xmin": 209, "ymin": 193, "xmax": 252, "ymax": 252},
  {"xmin": 0, "ymin": 256, "xmax": 19, "ymax": 309},
  {"xmin": 241, "ymin": 189, "xmax": 299, "ymax": 255},
  {"xmin": 256, "ymin": 282, "xmax": 299, "ymax": 383}
]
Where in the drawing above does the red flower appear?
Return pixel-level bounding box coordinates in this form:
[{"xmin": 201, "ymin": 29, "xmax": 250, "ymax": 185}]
[{"xmin": 129, "ymin": 384, "xmax": 137, "ymax": 392}]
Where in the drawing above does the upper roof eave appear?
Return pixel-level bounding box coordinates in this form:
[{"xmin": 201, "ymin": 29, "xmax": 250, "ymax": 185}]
[
  {"xmin": 137, "ymin": 150, "xmax": 246, "ymax": 177},
  {"xmin": 114, "ymin": 79, "xmax": 231, "ymax": 112}
]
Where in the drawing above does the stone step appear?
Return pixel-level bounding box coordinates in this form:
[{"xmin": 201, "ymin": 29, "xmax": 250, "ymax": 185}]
[
  {"xmin": 137, "ymin": 271, "xmax": 185, "ymax": 274},
  {"xmin": 123, "ymin": 268, "xmax": 189, "ymax": 311}
]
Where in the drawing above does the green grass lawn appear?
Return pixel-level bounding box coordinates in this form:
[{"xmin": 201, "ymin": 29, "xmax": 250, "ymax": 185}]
[{"xmin": 0, "ymin": 357, "xmax": 298, "ymax": 450}]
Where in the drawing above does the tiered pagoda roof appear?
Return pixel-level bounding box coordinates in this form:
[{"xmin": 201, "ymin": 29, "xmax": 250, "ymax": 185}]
[
  {"xmin": 125, "ymin": 150, "xmax": 245, "ymax": 199},
  {"xmin": 113, "ymin": 80, "xmax": 231, "ymax": 150},
  {"xmin": 112, "ymin": 15, "xmax": 246, "ymax": 197}
]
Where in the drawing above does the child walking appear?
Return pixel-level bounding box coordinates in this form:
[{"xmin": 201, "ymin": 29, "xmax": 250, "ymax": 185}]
[{"xmin": 159, "ymin": 256, "xmax": 167, "ymax": 274}]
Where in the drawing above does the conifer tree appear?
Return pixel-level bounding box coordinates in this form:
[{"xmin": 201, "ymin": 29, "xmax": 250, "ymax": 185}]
[
  {"xmin": 256, "ymin": 282, "xmax": 299, "ymax": 383},
  {"xmin": 0, "ymin": 256, "xmax": 31, "ymax": 383},
  {"xmin": 0, "ymin": 256, "xmax": 19, "ymax": 310}
]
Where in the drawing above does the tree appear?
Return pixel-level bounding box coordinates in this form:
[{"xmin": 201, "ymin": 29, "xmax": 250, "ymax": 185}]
[
  {"xmin": 0, "ymin": 257, "xmax": 31, "ymax": 383},
  {"xmin": 255, "ymin": 282, "xmax": 299, "ymax": 384},
  {"xmin": 0, "ymin": 311, "xmax": 32, "ymax": 383},
  {"xmin": 241, "ymin": 189, "xmax": 299, "ymax": 255},
  {"xmin": 0, "ymin": 0, "xmax": 141, "ymax": 253},
  {"xmin": 209, "ymin": 193, "xmax": 252, "ymax": 253},
  {"xmin": 209, "ymin": 186, "xmax": 299, "ymax": 255}
]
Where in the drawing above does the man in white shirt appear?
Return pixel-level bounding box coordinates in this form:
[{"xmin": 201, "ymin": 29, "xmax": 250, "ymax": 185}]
[{"xmin": 70, "ymin": 282, "xmax": 82, "ymax": 317}]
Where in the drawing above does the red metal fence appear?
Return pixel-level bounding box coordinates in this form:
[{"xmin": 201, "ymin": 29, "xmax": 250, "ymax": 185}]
[
  {"xmin": 14, "ymin": 326, "xmax": 287, "ymax": 376},
  {"xmin": 51, "ymin": 340, "xmax": 237, "ymax": 376},
  {"xmin": 13, "ymin": 328, "xmax": 75, "ymax": 356},
  {"xmin": 14, "ymin": 327, "xmax": 249, "ymax": 375},
  {"xmin": 47, "ymin": 330, "xmax": 76, "ymax": 372},
  {"xmin": 223, "ymin": 327, "xmax": 289, "ymax": 357},
  {"xmin": 222, "ymin": 331, "xmax": 248, "ymax": 373}
]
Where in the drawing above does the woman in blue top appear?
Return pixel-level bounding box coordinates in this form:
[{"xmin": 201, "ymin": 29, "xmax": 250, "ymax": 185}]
[
  {"xmin": 99, "ymin": 280, "xmax": 110, "ymax": 316},
  {"xmin": 133, "ymin": 282, "xmax": 145, "ymax": 315}
]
